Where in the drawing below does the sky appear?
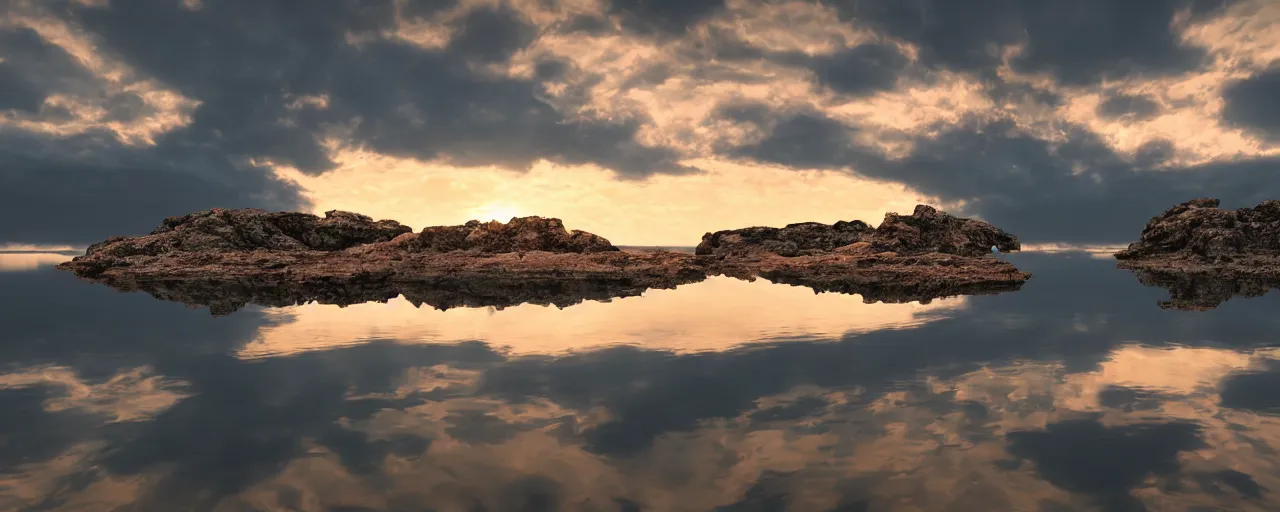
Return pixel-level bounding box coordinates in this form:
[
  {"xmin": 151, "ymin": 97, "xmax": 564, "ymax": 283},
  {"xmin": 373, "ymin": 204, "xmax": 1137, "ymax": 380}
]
[{"xmin": 1, "ymin": 0, "xmax": 1278, "ymax": 247}]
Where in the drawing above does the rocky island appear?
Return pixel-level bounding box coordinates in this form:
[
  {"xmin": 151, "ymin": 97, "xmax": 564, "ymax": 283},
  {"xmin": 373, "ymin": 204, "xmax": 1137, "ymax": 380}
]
[
  {"xmin": 1115, "ymin": 198, "xmax": 1280, "ymax": 310},
  {"xmin": 57, "ymin": 205, "xmax": 1031, "ymax": 314},
  {"xmin": 697, "ymin": 205, "xmax": 1030, "ymax": 303}
]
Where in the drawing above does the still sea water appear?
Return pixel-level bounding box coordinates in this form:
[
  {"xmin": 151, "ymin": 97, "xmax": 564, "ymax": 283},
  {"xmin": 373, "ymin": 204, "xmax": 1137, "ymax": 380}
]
[{"xmin": 2, "ymin": 252, "xmax": 1278, "ymax": 512}]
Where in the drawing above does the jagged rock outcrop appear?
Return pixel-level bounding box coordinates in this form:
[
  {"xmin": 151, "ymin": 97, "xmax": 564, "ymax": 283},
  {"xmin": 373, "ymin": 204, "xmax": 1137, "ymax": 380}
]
[
  {"xmin": 1124, "ymin": 268, "xmax": 1280, "ymax": 311},
  {"xmin": 870, "ymin": 205, "xmax": 1021, "ymax": 257},
  {"xmin": 695, "ymin": 220, "xmax": 873, "ymax": 257},
  {"xmin": 407, "ymin": 217, "xmax": 618, "ymax": 254},
  {"xmin": 1114, "ymin": 198, "xmax": 1280, "ymax": 309},
  {"xmin": 1115, "ymin": 198, "xmax": 1280, "ymax": 263},
  {"xmin": 58, "ymin": 206, "xmax": 1031, "ymax": 314},
  {"xmin": 696, "ymin": 205, "xmax": 1020, "ymax": 259}
]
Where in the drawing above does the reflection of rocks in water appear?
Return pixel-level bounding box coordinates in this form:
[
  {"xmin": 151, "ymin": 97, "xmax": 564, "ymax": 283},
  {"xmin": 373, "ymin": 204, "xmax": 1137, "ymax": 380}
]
[
  {"xmin": 756, "ymin": 270, "xmax": 1026, "ymax": 304},
  {"xmin": 89, "ymin": 273, "xmax": 707, "ymax": 316},
  {"xmin": 58, "ymin": 206, "xmax": 1031, "ymax": 313},
  {"xmin": 1121, "ymin": 266, "xmax": 1280, "ymax": 311}
]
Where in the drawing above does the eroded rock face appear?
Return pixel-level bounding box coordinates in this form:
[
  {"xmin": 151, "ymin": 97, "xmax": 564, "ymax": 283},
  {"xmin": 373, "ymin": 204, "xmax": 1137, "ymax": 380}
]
[
  {"xmin": 696, "ymin": 205, "xmax": 1020, "ymax": 258},
  {"xmin": 695, "ymin": 220, "xmax": 873, "ymax": 257},
  {"xmin": 869, "ymin": 205, "xmax": 1021, "ymax": 257},
  {"xmin": 1115, "ymin": 198, "xmax": 1280, "ymax": 262},
  {"xmin": 84, "ymin": 208, "xmax": 413, "ymax": 259},
  {"xmin": 410, "ymin": 216, "xmax": 619, "ymax": 254}
]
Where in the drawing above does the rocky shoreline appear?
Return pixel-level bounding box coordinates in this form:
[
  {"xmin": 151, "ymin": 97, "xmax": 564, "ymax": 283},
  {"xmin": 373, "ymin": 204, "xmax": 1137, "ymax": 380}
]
[
  {"xmin": 57, "ymin": 205, "xmax": 1031, "ymax": 314},
  {"xmin": 1114, "ymin": 198, "xmax": 1280, "ymax": 309}
]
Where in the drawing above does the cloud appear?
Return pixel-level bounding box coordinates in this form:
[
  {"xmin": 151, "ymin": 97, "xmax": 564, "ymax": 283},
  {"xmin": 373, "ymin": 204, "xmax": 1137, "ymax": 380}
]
[
  {"xmin": 826, "ymin": 0, "xmax": 1240, "ymax": 84},
  {"xmin": 1095, "ymin": 92, "xmax": 1163, "ymax": 121},
  {"xmin": 60, "ymin": 0, "xmax": 693, "ymax": 176},
  {"xmin": 607, "ymin": 0, "xmax": 728, "ymax": 35},
  {"xmin": 729, "ymin": 109, "xmax": 1280, "ymax": 243},
  {"xmin": 0, "ymin": 26, "xmax": 100, "ymax": 114},
  {"xmin": 810, "ymin": 43, "xmax": 912, "ymax": 96},
  {"xmin": 1222, "ymin": 67, "xmax": 1280, "ymax": 140},
  {"xmin": 0, "ymin": 127, "xmax": 308, "ymax": 245},
  {"xmin": 2, "ymin": 0, "xmax": 1278, "ymax": 248}
]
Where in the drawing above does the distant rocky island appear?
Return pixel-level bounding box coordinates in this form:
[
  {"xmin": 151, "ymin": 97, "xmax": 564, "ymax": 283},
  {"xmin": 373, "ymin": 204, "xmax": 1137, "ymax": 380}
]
[
  {"xmin": 56, "ymin": 205, "xmax": 1031, "ymax": 314},
  {"xmin": 1115, "ymin": 198, "xmax": 1280, "ymax": 310}
]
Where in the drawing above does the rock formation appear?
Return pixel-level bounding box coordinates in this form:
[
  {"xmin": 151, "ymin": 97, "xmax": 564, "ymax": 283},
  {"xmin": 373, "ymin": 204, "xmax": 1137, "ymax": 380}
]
[
  {"xmin": 1114, "ymin": 198, "xmax": 1280, "ymax": 309},
  {"xmin": 92, "ymin": 274, "xmax": 707, "ymax": 317},
  {"xmin": 58, "ymin": 205, "xmax": 1031, "ymax": 314},
  {"xmin": 1124, "ymin": 268, "xmax": 1280, "ymax": 311},
  {"xmin": 697, "ymin": 205, "xmax": 1021, "ymax": 258},
  {"xmin": 1115, "ymin": 198, "xmax": 1280, "ymax": 264},
  {"xmin": 698, "ymin": 204, "xmax": 1029, "ymax": 300}
]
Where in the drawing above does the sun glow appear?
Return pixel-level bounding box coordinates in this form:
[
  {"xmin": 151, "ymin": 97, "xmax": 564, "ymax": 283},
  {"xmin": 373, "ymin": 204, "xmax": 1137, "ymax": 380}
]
[{"xmin": 468, "ymin": 203, "xmax": 525, "ymax": 223}]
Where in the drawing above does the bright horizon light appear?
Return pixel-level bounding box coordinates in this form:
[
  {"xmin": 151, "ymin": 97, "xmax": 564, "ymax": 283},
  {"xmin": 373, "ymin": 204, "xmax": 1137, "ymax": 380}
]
[{"xmin": 467, "ymin": 203, "xmax": 526, "ymax": 223}]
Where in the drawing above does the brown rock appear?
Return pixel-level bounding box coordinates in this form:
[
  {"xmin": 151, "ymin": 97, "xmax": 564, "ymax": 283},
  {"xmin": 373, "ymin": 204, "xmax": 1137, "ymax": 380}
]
[
  {"xmin": 869, "ymin": 205, "xmax": 1021, "ymax": 257},
  {"xmin": 691, "ymin": 205, "xmax": 1030, "ymax": 301},
  {"xmin": 58, "ymin": 207, "xmax": 1031, "ymax": 314},
  {"xmin": 696, "ymin": 205, "xmax": 1020, "ymax": 259},
  {"xmin": 410, "ymin": 216, "xmax": 619, "ymax": 254},
  {"xmin": 1115, "ymin": 198, "xmax": 1280, "ymax": 263},
  {"xmin": 83, "ymin": 208, "xmax": 413, "ymax": 259},
  {"xmin": 1114, "ymin": 198, "xmax": 1280, "ymax": 309},
  {"xmin": 695, "ymin": 220, "xmax": 873, "ymax": 257}
]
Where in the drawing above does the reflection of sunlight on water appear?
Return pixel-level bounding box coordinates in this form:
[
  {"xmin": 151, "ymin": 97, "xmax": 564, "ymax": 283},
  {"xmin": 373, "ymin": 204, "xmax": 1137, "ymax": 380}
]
[
  {"xmin": 1020, "ymin": 243, "xmax": 1127, "ymax": 259},
  {"xmin": 237, "ymin": 276, "xmax": 968, "ymax": 359},
  {"xmin": 0, "ymin": 252, "xmax": 73, "ymax": 272}
]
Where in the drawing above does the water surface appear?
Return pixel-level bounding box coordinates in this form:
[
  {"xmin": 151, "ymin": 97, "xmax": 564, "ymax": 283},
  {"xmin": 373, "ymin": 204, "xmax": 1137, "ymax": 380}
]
[{"xmin": 2, "ymin": 252, "xmax": 1278, "ymax": 511}]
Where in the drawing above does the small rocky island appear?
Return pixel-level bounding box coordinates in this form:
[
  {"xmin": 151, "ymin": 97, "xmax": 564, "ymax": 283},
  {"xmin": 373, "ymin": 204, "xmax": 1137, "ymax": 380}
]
[
  {"xmin": 697, "ymin": 205, "xmax": 1029, "ymax": 303},
  {"xmin": 1115, "ymin": 198, "xmax": 1280, "ymax": 310},
  {"xmin": 57, "ymin": 205, "xmax": 1031, "ymax": 314}
]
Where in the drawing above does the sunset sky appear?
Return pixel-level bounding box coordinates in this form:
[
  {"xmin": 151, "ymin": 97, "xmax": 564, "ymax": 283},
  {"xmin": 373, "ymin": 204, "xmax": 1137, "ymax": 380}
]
[{"xmin": 2, "ymin": 0, "xmax": 1278, "ymax": 247}]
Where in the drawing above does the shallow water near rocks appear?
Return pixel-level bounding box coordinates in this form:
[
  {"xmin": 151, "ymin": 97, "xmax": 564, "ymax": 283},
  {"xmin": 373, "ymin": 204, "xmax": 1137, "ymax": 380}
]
[{"xmin": 2, "ymin": 252, "xmax": 1279, "ymax": 511}]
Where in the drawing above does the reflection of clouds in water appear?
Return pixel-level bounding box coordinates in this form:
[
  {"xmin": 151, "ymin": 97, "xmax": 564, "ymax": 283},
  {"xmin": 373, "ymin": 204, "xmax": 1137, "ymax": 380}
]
[
  {"xmin": 0, "ymin": 252, "xmax": 72, "ymax": 272},
  {"xmin": 5, "ymin": 255, "xmax": 1280, "ymax": 510},
  {"xmin": 0, "ymin": 365, "xmax": 189, "ymax": 422},
  {"xmin": 0, "ymin": 441, "xmax": 147, "ymax": 512},
  {"xmin": 0, "ymin": 365, "xmax": 190, "ymax": 511},
  {"xmin": 172, "ymin": 344, "xmax": 1280, "ymax": 511},
  {"xmin": 238, "ymin": 276, "xmax": 966, "ymax": 359}
]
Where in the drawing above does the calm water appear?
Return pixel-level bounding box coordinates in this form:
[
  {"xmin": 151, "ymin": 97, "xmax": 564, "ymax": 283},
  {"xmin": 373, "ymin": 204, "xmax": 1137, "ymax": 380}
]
[{"xmin": 2, "ymin": 252, "xmax": 1278, "ymax": 512}]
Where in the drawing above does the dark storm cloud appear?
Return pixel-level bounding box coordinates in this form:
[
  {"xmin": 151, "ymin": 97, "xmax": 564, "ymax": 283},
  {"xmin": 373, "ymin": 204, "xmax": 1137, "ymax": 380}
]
[
  {"xmin": 606, "ymin": 0, "xmax": 727, "ymax": 35},
  {"xmin": 725, "ymin": 110, "xmax": 874, "ymax": 170},
  {"xmin": 0, "ymin": 0, "xmax": 701, "ymax": 245},
  {"xmin": 0, "ymin": 26, "xmax": 101, "ymax": 113},
  {"xmin": 446, "ymin": 5, "xmax": 539, "ymax": 63},
  {"xmin": 810, "ymin": 43, "xmax": 911, "ymax": 96},
  {"xmin": 0, "ymin": 127, "xmax": 308, "ymax": 245},
  {"xmin": 1222, "ymin": 67, "xmax": 1280, "ymax": 141},
  {"xmin": 59, "ymin": 0, "xmax": 691, "ymax": 177},
  {"xmin": 1095, "ymin": 92, "xmax": 1163, "ymax": 121},
  {"xmin": 400, "ymin": 0, "xmax": 460, "ymax": 21},
  {"xmin": 825, "ymin": 0, "xmax": 1240, "ymax": 85},
  {"xmin": 728, "ymin": 107, "xmax": 1280, "ymax": 244}
]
